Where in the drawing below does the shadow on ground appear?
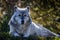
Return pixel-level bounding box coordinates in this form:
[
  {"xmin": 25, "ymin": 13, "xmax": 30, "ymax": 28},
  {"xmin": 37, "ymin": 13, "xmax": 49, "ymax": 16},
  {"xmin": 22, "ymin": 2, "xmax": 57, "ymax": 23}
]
[{"xmin": 0, "ymin": 32, "xmax": 60, "ymax": 40}]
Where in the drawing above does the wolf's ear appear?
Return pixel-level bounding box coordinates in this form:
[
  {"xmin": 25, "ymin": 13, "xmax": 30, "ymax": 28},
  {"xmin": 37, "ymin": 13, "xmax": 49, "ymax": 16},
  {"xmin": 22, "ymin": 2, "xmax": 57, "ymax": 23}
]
[
  {"xmin": 26, "ymin": 6, "xmax": 30, "ymax": 11},
  {"xmin": 14, "ymin": 7, "xmax": 17, "ymax": 12},
  {"xmin": 27, "ymin": 6, "xmax": 30, "ymax": 9}
]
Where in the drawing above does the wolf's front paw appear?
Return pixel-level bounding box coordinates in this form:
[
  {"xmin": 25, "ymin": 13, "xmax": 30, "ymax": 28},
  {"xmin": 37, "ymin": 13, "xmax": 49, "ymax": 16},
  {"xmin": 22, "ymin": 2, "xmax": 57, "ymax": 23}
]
[
  {"xmin": 14, "ymin": 32, "xmax": 20, "ymax": 37},
  {"xmin": 9, "ymin": 32, "xmax": 20, "ymax": 37}
]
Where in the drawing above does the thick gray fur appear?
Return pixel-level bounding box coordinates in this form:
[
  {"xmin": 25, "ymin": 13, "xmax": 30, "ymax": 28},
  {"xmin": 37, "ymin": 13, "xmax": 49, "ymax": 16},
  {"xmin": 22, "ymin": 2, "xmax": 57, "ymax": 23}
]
[{"xmin": 8, "ymin": 7, "xmax": 60, "ymax": 37}]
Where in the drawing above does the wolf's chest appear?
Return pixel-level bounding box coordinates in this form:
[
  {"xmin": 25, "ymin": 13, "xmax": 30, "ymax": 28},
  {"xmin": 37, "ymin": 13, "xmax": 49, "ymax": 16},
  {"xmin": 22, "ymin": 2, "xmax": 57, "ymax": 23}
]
[{"xmin": 15, "ymin": 25, "xmax": 28, "ymax": 34}]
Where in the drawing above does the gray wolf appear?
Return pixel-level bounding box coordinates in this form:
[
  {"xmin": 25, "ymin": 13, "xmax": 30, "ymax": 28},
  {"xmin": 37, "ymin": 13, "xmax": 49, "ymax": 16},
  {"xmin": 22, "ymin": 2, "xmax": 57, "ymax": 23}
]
[{"xmin": 8, "ymin": 6, "xmax": 59, "ymax": 37}]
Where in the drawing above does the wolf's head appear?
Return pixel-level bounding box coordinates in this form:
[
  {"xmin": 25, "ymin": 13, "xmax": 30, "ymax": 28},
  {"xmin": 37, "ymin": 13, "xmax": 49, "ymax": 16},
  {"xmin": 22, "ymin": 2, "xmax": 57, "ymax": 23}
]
[{"xmin": 9, "ymin": 7, "xmax": 32, "ymax": 26}]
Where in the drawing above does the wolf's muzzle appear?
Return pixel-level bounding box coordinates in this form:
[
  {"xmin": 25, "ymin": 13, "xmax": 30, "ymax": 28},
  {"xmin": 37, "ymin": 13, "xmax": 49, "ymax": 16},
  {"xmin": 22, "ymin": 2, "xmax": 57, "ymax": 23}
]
[
  {"xmin": 21, "ymin": 15, "xmax": 24, "ymax": 24},
  {"xmin": 21, "ymin": 20, "xmax": 24, "ymax": 24}
]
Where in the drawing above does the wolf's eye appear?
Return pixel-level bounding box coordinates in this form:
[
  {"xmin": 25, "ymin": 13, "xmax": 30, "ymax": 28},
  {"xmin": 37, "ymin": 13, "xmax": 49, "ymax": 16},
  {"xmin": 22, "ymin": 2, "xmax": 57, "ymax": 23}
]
[
  {"xmin": 24, "ymin": 14, "xmax": 26, "ymax": 16},
  {"xmin": 19, "ymin": 14, "xmax": 21, "ymax": 16}
]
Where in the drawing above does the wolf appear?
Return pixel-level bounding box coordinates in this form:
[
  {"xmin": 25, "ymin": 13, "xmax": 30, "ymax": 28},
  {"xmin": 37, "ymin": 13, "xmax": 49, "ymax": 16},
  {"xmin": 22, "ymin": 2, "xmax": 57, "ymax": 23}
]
[{"xmin": 8, "ymin": 6, "xmax": 60, "ymax": 37}]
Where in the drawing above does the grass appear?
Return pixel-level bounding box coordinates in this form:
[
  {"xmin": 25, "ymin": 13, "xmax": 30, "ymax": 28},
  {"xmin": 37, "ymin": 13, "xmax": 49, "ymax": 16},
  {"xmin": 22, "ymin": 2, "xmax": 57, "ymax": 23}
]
[{"xmin": 0, "ymin": 32, "xmax": 60, "ymax": 40}]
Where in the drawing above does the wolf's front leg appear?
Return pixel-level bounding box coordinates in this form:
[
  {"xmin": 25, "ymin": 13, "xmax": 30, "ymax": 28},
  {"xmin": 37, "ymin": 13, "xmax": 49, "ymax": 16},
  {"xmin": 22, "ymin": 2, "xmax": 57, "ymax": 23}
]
[{"xmin": 9, "ymin": 25, "xmax": 19, "ymax": 37}]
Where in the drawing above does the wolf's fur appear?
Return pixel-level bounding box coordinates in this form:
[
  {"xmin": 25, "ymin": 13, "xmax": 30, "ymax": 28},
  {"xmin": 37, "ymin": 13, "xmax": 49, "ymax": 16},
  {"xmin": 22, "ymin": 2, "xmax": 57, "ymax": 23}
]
[{"xmin": 8, "ymin": 7, "xmax": 59, "ymax": 37}]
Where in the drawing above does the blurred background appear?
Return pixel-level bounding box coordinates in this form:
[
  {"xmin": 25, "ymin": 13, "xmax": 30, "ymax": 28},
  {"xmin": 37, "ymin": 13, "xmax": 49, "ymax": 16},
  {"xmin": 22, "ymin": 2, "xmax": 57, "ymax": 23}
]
[{"xmin": 0, "ymin": 0, "xmax": 60, "ymax": 40}]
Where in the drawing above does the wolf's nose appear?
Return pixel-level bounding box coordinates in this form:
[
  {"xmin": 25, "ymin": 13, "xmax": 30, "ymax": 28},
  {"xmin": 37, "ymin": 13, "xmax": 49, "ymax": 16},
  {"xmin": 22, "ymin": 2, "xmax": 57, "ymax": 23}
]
[{"xmin": 21, "ymin": 20, "xmax": 24, "ymax": 24}]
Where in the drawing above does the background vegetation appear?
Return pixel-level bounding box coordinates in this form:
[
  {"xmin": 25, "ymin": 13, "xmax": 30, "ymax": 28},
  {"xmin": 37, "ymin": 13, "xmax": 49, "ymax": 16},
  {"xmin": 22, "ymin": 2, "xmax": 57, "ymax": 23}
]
[{"xmin": 0, "ymin": 0, "xmax": 60, "ymax": 40}]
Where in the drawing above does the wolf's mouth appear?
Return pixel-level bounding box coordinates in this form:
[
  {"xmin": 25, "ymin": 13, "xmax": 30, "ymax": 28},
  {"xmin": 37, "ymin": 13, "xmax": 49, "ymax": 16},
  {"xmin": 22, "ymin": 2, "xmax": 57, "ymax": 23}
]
[{"xmin": 21, "ymin": 20, "xmax": 24, "ymax": 24}]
